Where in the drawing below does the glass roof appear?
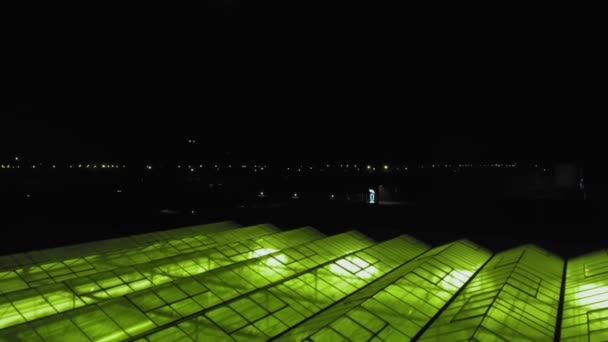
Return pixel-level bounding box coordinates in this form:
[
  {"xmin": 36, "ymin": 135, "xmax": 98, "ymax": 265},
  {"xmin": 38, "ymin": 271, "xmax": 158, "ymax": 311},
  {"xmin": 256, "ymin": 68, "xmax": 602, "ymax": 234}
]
[
  {"xmin": 0, "ymin": 222, "xmax": 606, "ymax": 341},
  {"xmin": 280, "ymin": 240, "xmax": 489, "ymax": 341},
  {"xmin": 418, "ymin": 245, "xmax": 564, "ymax": 341},
  {"xmin": 561, "ymin": 250, "xmax": 608, "ymax": 342}
]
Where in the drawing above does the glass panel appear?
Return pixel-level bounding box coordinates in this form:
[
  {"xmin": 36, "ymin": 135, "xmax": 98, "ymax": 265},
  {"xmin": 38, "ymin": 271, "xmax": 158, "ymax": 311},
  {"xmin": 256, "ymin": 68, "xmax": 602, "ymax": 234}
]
[
  {"xmin": 0, "ymin": 221, "xmax": 241, "ymax": 274},
  {"xmin": 419, "ymin": 245, "xmax": 563, "ymax": 341},
  {"xmin": 279, "ymin": 240, "xmax": 487, "ymax": 341},
  {"xmin": 155, "ymin": 235, "xmax": 426, "ymax": 341},
  {"xmin": 562, "ymin": 249, "xmax": 608, "ymax": 341},
  {"xmin": 0, "ymin": 227, "xmax": 321, "ymax": 331}
]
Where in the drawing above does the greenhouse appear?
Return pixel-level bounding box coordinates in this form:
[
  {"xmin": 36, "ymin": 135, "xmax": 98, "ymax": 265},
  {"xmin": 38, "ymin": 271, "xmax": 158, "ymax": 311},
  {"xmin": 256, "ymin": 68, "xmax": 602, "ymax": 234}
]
[{"xmin": 0, "ymin": 221, "xmax": 606, "ymax": 341}]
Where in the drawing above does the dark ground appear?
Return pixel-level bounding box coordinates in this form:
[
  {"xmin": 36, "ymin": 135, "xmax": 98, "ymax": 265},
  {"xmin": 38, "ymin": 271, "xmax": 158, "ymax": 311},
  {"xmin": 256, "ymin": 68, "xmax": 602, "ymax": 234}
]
[
  {"xmin": 1, "ymin": 163, "xmax": 605, "ymax": 259},
  {"xmin": 2, "ymin": 193, "xmax": 605, "ymax": 259}
]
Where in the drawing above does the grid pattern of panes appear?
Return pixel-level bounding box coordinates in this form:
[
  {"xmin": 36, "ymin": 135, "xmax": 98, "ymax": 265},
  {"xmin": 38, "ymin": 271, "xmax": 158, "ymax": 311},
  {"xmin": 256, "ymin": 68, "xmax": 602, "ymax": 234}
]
[
  {"xmin": 0, "ymin": 226, "xmax": 323, "ymax": 335},
  {"xmin": 6, "ymin": 222, "xmax": 608, "ymax": 342},
  {"xmin": 282, "ymin": 240, "xmax": 490, "ymax": 341},
  {"xmin": 0, "ymin": 221, "xmax": 241, "ymax": 272},
  {"xmin": 133, "ymin": 232, "xmax": 374, "ymax": 340},
  {"xmin": 419, "ymin": 245, "xmax": 564, "ymax": 341},
  {"xmin": 0, "ymin": 224, "xmax": 247, "ymax": 294},
  {"xmin": 561, "ymin": 249, "xmax": 608, "ymax": 342},
  {"xmin": 0, "ymin": 230, "xmax": 370, "ymax": 341},
  {"xmin": 0, "ymin": 223, "xmax": 273, "ymax": 293},
  {"xmin": 139, "ymin": 235, "xmax": 427, "ymax": 341}
]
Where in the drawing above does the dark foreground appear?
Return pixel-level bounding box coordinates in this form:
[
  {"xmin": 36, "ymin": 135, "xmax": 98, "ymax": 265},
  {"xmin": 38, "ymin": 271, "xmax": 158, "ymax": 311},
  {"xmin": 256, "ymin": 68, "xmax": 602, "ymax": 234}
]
[{"xmin": 2, "ymin": 194, "xmax": 605, "ymax": 258}]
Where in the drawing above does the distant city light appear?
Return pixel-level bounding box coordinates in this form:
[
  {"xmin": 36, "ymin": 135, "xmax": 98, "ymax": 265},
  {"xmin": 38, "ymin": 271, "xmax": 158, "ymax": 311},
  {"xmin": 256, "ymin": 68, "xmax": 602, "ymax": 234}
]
[
  {"xmin": 146, "ymin": 165, "xmax": 153, "ymax": 170},
  {"xmin": 383, "ymin": 165, "xmax": 389, "ymax": 170},
  {"xmin": 15, "ymin": 157, "xmax": 19, "ymax": 161},
  {"xmin": 117, "ymin": 189, "xmax": 123, "ymax": 193},
  {"xmin": 292, "ymin": 193, "xmax": 299, "ymax": 199},
  {"xmin": 367, "ymin": 165, "xmax": 371, "ymax": 170},
  {"xmin": 330, "ymin": 194, "xmax": 335, "ymax": 200}
]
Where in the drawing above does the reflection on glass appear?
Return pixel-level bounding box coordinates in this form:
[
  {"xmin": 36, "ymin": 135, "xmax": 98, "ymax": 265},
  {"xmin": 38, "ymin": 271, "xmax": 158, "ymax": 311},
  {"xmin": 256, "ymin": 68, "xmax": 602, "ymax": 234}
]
[{"xmin": 573, "ymin": 283, "xmax": 608, "ymax": 307}]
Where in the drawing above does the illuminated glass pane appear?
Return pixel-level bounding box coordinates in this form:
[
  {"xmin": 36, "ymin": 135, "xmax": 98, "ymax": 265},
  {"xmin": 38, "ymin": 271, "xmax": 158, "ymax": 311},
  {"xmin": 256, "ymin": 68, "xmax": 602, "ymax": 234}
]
[
  {"xmin": 0, "ymin": 272, "xmax": 28, "ymax": 294},
  {"xmin": 149, "ymin": 235, "xmax": 427, "ymax": 341},
  {"xmin": 0, "ymin": 227, "xmax": 320, "ymax": 331},
  {"xmin": 419, "ymin": 245, "xmax": 564, "ymax": 341},
  {"xmin": 1, "ymin": 224, "xmax": 594, "ymax": 341},
  {"xmin": 125, "ymin": 232, "xmax": 376, "ymax": 340},
  {"xmin": 0, "ymin": 221, "xmax": 240, "ymax": 274},
  {"xmin": 561, "ymin": 249, "xmax": 608, "ymax": 341},
  {"xmin": 279, "ymin": 240, "xmax": 487, "ymax": 341}
]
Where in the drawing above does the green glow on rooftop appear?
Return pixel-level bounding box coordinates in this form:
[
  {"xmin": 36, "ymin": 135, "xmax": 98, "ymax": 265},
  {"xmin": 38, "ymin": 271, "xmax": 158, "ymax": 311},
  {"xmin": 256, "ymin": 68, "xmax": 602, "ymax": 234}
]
[
  {"xmin": 0, "ymin": 222, "xmax": 607, "ymax": 341},
  {"xmin": 419, "ymin": 245, "xmax": 564, "ymax": 341},
  {"xmin": 561, "ymin": 250, "xmax": 608, "ymax": 341}
]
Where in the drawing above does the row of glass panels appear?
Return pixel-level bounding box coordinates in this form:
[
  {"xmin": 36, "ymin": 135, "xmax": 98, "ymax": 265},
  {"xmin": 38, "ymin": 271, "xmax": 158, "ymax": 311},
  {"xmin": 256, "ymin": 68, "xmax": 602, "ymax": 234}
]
[
  {"xmin": 142, "ymin": 235, "xmax": 429, "ymax": 341},
  {"xmin": 0, "ymin": 223, "xmax": 267, "ymax": 294},
  {"xmin": 280, "ymin": 240, "xmax": 491, "ymax": 341},
  {"xmin": 561, "ymin": 250, "xmax": 608, "ymax": 342},
  {"xmin": 0, "ymin": 221, "xmax": 241, "ymax": 271},
  {"xmin": 2, "ymin": 222, "xmax": 608, "ymax": 342},
  {"xmin": 418, "ymin": 245, "xmax": 564, "ymax": 341},
  {"xmin": 0, "ymin": 227, "xmax": 324, "ymax": 331},
  {"xmin": 0, "ymin": 231, "xmax": 374, "ymax": 341}
]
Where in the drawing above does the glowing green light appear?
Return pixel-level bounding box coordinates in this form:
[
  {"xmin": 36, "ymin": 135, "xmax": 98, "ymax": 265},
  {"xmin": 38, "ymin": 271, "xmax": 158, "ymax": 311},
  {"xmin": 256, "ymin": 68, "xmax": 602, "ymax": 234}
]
[
  {"xmin": 250, "ymin": 248, "xmax": 278, "ymax": 258},
  {"xmin": 3, "ymin": 224, "xmax": 608, "ymax": 342},
  {"xmin": 562, "ymin": 250, "xmax": 608, "ymax": 341},
  {"xmin": 573, "ymin": 283, "xmax": 608, "ymax": 306},
  {"xmin": 265, "ymin": 254, "xmax": 288, "ymax": 267},
  {"xmin": 438, "ymin": 269, "xmax": 474, "ymax": 290},
  {"xmin": 419, "ymin": 245, "xmax": 564, "ymax": 341}
]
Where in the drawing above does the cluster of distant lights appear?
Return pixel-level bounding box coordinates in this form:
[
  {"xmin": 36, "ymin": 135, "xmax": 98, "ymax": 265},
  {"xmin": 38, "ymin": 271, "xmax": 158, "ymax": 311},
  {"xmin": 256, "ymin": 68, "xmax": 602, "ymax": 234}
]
[
  {"xmin": 257, "ymin": 192, "xmax": 349, "ymax": 201},
  {"xmin": 1, "ymin": 157, "xmax": 540, "ymax": 173},
  {"xmin": 177, "ymin": 164, "xmax": 268, "ymax": 173},
  {"xmin": 1, "ymin": 164, "xmax": 128, "ymax": 169}
]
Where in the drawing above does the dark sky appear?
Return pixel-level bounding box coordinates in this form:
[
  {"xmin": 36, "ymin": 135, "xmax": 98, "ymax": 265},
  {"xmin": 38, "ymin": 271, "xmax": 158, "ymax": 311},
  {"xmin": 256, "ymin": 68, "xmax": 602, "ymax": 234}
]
[
  {"xmin": 3, "ymin": 5, "xmax": 601, "ymax": 163},
  {"xmin": 2, "ymin": 102, "xmax": 592, "ymax": 163}
]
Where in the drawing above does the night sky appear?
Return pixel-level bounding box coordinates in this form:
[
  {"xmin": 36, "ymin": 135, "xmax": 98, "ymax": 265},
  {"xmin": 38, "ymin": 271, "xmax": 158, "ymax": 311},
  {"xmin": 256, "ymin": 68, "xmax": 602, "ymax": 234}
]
[
  {"xmin": 0, "ymin": 4, "xmax": 605, "ymax": 259},
  {"xmin": 1, "ymin": 99, "xmax": 594, "ymax": 164},
  {"xmin": 2, "ymin": 4, "xmax": 601, "ymax": 165}
]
